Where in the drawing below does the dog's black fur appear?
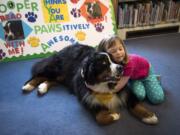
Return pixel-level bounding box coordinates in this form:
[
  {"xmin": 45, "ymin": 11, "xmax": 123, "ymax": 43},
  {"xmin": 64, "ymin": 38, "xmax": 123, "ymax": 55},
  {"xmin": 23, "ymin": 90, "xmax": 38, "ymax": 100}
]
[
  {"xmin": 23, "ymin": 44, "xmax": 158, "ymax": 125},
  {"xmin": 30, "ymin": 44, "xmax": 120, "ymax": 89}
]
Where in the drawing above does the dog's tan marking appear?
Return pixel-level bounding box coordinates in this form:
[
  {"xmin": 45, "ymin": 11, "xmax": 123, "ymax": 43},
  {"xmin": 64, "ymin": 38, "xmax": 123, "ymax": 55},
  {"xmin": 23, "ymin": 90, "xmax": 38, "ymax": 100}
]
[
  {"xmin": 83, "ymin": 92, "xmax": 123, "ymax": 110},
  {"xmin": 22, "ymin": 84, "xmax": 35, "ymax": 91},
  {"xmin": 129, "ymin": 103, "xmax": 158, "ymax": 124},
  {"xmin": 22, "ymin": 77, "xmax": 47, "ymax": 92}
]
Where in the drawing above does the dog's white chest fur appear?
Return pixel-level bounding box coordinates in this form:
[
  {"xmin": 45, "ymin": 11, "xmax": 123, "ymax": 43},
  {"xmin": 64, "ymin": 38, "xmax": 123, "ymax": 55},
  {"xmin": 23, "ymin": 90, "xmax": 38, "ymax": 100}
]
[{"xmin": 83, "ymin": 92, "xmax": 126, "ymax": 110}]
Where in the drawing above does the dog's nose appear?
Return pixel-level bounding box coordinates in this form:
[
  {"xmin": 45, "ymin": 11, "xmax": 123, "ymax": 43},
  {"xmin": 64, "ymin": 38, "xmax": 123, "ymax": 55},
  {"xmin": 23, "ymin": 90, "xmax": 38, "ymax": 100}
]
[{"xmin": 116, "ymin": 65, "xmax": 123, "ymax": 75}]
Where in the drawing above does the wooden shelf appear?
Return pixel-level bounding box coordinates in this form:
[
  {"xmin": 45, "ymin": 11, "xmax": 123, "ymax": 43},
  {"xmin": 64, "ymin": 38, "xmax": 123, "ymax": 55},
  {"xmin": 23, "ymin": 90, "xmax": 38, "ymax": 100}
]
[
  {"xmin": 117, "ymin": 22, "xmax": 180, "ymax": 39},
  {"xmin": 112, "ymin": 0, "xmax": 180, "ymax": 39}
]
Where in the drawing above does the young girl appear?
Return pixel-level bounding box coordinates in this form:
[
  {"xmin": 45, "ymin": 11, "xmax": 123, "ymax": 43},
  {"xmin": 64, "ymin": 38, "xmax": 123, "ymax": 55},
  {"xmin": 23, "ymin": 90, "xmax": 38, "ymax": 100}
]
[{"xmin": 97, "ymin": 35, "xmax": 164, "ymax": 104}]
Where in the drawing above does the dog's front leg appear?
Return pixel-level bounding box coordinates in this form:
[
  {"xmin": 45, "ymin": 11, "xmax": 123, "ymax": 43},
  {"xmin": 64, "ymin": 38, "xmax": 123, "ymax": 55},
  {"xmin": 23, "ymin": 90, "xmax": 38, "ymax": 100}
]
[
  {"xmin": 38, "ymin": 81, "xmax": 58, "ymax": 95},
  {"xmin": 127, "ymin": 93, "xmax": 158, "ymax": 125},
  {"xmin": 22, "ymin": 77, "xmax": 47, "ymax": 92},
  {"xmin": 95, "ymin": 110, "xmax": 120, "ymax": 125}
]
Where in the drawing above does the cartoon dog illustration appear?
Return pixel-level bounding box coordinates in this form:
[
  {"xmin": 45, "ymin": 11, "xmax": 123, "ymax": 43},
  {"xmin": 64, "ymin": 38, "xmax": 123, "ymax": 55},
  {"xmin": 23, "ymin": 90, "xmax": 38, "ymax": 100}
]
[
  {"xmin": 3, "ymin": 20, "xmax": 24, "ymax": 41},
  {"xmin": 85, "ymin": 1, "xmax": 102, "ymax": 19}
]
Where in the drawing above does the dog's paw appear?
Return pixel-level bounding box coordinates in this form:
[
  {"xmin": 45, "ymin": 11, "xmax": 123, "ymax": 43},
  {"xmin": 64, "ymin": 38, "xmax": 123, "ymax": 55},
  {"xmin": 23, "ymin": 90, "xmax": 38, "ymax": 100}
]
[
  {"xmin": 96, "ymin": 111, "xmax": 120, "ymax": 125},
  {"xmin": 22, "ymin": 84, "xmax": 35, "ymax": 92},
  {"xmin": 110, "ymin": 113, "xmax": 120, "ymax": 120},
  {"xmin": 38, "ymin": 83, "xmax": 48, "ymax": 95},
  {"xmin": 142, "ymin": 114, "xmax": 158, "ymax": 124}
]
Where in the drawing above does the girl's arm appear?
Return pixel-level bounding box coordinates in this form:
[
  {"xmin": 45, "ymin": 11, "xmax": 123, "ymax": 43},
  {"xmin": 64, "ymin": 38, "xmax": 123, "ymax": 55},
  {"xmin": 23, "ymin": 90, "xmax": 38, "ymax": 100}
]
[{"xmin": 115, "ymin": 76, "xmax": 130, "ymax": 91}]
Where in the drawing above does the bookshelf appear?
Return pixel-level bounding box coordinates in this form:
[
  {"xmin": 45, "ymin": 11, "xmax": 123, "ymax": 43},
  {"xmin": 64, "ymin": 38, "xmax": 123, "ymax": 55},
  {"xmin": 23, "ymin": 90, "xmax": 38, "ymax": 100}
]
[{"xmin": 112, "ymin": 0, "xmax": 180, "ymax": 39}]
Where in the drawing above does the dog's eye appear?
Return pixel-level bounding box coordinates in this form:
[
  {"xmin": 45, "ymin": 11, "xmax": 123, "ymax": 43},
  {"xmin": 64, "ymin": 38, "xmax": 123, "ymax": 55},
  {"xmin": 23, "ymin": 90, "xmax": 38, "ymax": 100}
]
[{"xmin": 102, "ymin": 61, "xmax": 107, "ymax": 65}]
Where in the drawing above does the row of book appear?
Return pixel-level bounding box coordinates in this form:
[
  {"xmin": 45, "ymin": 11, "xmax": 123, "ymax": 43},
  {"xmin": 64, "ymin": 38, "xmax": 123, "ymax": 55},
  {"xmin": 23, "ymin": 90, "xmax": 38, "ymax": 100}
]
[{"xmin": 118, "ymin": 0, "xmax": 180, "ymax": 28}]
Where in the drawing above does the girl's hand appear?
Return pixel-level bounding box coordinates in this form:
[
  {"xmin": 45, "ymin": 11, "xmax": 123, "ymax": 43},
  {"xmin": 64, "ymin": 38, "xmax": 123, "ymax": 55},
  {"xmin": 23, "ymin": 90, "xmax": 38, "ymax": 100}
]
[{"xmin": 114, "ymin": 76, "xmax": 130, "ymax": 91}]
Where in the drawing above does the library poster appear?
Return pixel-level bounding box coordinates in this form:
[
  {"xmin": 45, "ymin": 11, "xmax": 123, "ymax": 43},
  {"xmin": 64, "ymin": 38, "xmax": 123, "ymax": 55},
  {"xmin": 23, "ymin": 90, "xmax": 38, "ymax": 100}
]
[{"xmin": 0, "ymin": 0, "xmax": 116, "ymax": 62}]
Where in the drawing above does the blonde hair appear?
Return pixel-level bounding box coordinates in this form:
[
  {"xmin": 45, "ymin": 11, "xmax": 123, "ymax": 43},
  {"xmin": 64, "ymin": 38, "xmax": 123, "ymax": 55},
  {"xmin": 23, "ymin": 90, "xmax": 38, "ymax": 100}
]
[{"xmin": 97, "ymin": 35, "xmax": 128, "ymax": 64}]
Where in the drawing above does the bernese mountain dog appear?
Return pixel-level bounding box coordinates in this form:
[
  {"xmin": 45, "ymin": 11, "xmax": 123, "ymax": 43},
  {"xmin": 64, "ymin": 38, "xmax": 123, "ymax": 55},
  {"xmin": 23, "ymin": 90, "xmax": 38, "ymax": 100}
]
[{"xmin": 22, "ymin": 44, "xmax": 158, "ymax": 125}]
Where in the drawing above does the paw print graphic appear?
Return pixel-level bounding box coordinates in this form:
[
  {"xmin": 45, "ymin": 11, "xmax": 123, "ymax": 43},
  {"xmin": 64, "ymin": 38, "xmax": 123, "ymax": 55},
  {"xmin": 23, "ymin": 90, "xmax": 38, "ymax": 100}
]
[
  {"xmin": 75, "ymin": 31, "xmax": 86, "ymax": 41},
  {"xmin": 71, "ymin": 8, "xmax": 81, "ymax": 18},
  {"xmin": 25, "ymin": 12, "xmax": 38, "ymax": 23},
  {"xmin": 28, "ymin": 37, "xmax": 40, "ymax": 47},
  {"xmin": 0, "ymin": 49, "xmax": 6, "ymax": 60},
  {"xmin": 95, "ymin": 23, "xmax": 104, "ymax": 32}
]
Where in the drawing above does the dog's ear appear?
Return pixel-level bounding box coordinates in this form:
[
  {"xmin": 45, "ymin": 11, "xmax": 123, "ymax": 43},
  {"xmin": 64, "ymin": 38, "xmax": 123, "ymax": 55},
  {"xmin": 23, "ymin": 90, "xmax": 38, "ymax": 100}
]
[{"xmin": 82, "ymin": 56, "xmax": 96, "ymax": 85}]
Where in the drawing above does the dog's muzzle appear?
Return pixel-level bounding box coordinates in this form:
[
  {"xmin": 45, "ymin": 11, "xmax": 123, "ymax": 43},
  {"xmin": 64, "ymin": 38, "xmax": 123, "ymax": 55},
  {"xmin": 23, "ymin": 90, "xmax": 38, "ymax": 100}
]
[
  {"xmin": 104, "ymin": 65, "xmax": 123, "ymax": 85},
  {"xmin": 116, "ymin": 65, "xmax": 123, "ymax": 76},
  {"xmin": 111, "ymin": 63, "xmax": 124, "ymax": 79}
]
